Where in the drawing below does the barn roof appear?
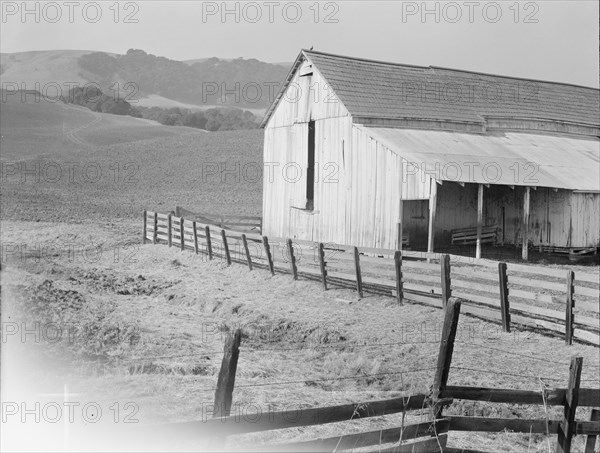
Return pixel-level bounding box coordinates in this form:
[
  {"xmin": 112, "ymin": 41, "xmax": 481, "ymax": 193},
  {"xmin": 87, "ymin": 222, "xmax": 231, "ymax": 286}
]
[
  {"xmin": 361, "ymin": 126, "xmax": 600, "ymax": 191},
  {"xmin": 261, "ymin": 50, "xmax": 600, "ymax": 132}
]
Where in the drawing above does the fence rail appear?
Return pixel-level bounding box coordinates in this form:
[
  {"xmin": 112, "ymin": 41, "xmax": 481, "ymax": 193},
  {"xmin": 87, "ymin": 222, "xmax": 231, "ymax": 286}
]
[
  {"xmin": 143, "ymin": 210, "xmax": 600, "ymax": 347},
  {"xmin": 174, "ymin": 206, "xmax": 262, "ymax": 234}
]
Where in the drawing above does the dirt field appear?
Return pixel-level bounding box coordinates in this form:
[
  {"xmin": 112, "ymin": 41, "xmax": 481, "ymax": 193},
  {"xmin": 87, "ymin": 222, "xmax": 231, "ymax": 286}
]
[{"xmin": 1, "ymin": 99, "xmax": 599, "ymax": 452}]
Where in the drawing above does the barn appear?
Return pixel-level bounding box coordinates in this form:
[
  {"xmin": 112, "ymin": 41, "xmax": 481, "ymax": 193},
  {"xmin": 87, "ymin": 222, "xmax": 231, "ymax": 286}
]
[{"xmin": 260, "ymin": 50, "xmax": 600, "ymax": 260}]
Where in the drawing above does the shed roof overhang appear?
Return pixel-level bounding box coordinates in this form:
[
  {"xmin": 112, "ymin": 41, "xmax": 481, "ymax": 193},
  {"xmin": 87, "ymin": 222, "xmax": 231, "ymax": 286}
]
[{"xmin": 360, "ymin": 126, "xmax": 600, "ymax": 192}]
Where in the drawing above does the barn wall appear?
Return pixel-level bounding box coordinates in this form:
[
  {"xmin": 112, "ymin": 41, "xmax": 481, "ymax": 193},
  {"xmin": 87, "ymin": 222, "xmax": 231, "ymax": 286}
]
[
  {"xmin": 262, "ymin": 61, "xmax": 434, "ymax": 249},
  {"xmin": 571, "ymin": 192, "xmax": 600, "ymax": 247},
  {"xmin": 432, "ymin": 184, "xmax": 599, "ymax": 248},
  {"xmin": 262, "ymin": 59, "xmax": 352, "ymax": 241}
]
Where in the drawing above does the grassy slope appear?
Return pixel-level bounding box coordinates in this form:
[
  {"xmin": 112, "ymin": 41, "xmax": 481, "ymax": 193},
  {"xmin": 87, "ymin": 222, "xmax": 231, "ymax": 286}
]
[
  {"xmin": 1, "ymin": 50, "xmax": 98, "ymax": 87},
  {"xmin": 0, "ymin": 96, "xmax": 263, "ymax": 222}
]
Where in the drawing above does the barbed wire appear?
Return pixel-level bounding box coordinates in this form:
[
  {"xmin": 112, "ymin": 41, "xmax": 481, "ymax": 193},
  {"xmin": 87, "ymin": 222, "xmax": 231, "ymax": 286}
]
[
  {"xmin": 454, "ymin": 341, "xmax": 600, "ymax": 368},
  {"xmin": 451, "ymin": 364, "xmax": 600, "ymax": 384}
]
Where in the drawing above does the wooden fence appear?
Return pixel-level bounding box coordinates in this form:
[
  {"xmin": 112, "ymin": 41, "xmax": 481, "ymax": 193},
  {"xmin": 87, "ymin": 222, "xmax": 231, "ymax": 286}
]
[
  {"xmin": 142, "ymin": 211, "xmax": 600, "ymax": 346},
  {"xmin": 174, "ymin": 206, "xmax": 262, "ymax": 234},
  {"xmin": 131, "ymin": 298, "xmax": 600, "ymax": 452}
]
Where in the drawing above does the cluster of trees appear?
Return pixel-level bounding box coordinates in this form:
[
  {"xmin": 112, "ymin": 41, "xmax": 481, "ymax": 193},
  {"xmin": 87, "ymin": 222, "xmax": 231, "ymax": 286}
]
[
  {"xmin": 61, "ymin": 86, "xmax": 141, "ymax": 117},
  {"xmin": 135, "ymin": 106, "xmax": 259, "ymax": 131},
  {"xmin": 61, "ymin": 86, "xmax": 260, "ymax": 131}
]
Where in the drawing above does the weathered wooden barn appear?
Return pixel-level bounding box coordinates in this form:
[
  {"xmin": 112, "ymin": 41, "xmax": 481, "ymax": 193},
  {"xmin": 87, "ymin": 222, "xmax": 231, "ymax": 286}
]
[{"xmin": 260, "ymin": 50, "xmax": 600, "ymax": 259}]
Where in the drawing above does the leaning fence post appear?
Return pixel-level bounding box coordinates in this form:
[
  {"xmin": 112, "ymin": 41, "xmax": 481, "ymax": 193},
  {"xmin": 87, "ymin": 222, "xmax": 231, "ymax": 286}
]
[
  {"xmin": 394, "ymin": 251, "xmax": 403, "ymax": 304},
  {"xmin": 213, "ymin": 329, "xmax": 242, "ymax": 419},
  {"xmin": 192, "ymin": 221, "xmax": 199, "ymax": 255},
  {"xmin": 242, "ymin": 234, "xmax": 253, "ymax": 271},
  {"xmin": 263, "ymin": 236, "xmax": 275, "ymax": 275},
  {"xmin": 441, "ymin": 254, "xmax": 451, "ymax": 307},
  {"xmin": 180, "ymin": 217, "xmax": 185, "ymax": 251},
  {"xmin": 167, "ymin": 213, "xmax": 172, "ymax": 247},
  {"xmin": 354, "ymin": 247, "xmax": 363, "ymax": 299},
  {"xmin": 584, "ymin": 409, "xmax": 600, "ymax": 453},
  {"xmin": 318, "ymin": 243, "xmax": 327, "ymax": 290},
  {"xmin": 205, "ymin": 226, "xmax": 213, "ymax": 260},
  {"xmin": 287, "ymin": 239, "xmax": 298, "ymax": 280},
  {"xmin": 498, "ymin": 262, "xmax": 511, "ymax": 332},
  {"xmin": 556, "ymin": 356, "xmax": 583, "ymax": 453},
  {"xmin": 565, "ymin": 270, "xmax": 575, "ymax": 345},
  {"xmin": 153, "ymin": 212, "xmax": 158, "ymax": 244},
  {"xmin": 431, "ymin": 297, "xmax": 461, "ymax": 419},
  {"xmin": 221, "ymin": 230, "xmax": 231, "ymax": 266},
  {"xmin": 142, "ymin": 210, "xmax": 147, "ymax": 244}
]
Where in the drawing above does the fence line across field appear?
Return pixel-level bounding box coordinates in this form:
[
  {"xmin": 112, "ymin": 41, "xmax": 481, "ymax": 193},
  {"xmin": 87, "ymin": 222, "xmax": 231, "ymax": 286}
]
[{"xmin": 142, "ymin": 210, "xmax": 600, "ymax": 347}]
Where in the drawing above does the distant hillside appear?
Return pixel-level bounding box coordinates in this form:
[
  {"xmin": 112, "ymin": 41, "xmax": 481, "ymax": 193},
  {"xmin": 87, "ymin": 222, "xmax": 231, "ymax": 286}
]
[
  {"xmin": 0, "ymin": 49, "xmax": 289, "ymax": 110},
  {"xmin": 0, "ymin": 89, "xmax": 205, "ymax": 160}
]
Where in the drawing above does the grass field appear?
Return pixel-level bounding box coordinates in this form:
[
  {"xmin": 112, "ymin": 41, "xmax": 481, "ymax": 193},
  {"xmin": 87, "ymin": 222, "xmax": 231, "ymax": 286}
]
[
  {"xmin": 1, "ymin": 95, "xmax": 263, "ymax": 223},
  {"xmin": 1, "ymin": 97, "xmax": 599, "ymax": 452}
]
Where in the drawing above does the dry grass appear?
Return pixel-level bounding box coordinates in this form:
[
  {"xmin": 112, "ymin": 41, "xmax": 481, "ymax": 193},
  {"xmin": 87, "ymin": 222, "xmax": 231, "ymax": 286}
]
[{"xmin": 2, "ymin": 220, "xmax": 599, "ymax": 452}]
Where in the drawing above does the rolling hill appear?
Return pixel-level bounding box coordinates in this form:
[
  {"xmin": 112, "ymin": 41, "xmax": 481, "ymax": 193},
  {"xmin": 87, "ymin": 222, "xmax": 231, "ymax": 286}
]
[
  {"xmin": 1, "ymin": 49, "xmax": 290, "ymax": 110},
  {"xmin": 0, "ymin": 92, "xmax": 263, "ymax": 223}
]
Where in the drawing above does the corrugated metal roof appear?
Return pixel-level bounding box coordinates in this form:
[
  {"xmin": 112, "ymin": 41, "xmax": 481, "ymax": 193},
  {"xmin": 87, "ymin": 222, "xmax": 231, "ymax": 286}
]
[
  {"xmin": 261, "ymin": 50, "xmax": 600, "ymax": 130},
  {"xmin": 362, "ymin": 127, "xmax": 600, "ymax": 191}
]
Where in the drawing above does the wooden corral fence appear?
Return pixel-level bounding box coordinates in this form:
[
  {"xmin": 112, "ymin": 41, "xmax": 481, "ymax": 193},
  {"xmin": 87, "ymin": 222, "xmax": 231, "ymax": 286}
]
[
  {"xmin": 142, "ymin": 211, "xmax": 600, "ymax": 346},
  {"xmin": 174, "ymin": 206, "xmax": 262, "ymax": 234},
  {"xmin": 132, "ymin": 299, "xmax": 600, "ymax": 452}
]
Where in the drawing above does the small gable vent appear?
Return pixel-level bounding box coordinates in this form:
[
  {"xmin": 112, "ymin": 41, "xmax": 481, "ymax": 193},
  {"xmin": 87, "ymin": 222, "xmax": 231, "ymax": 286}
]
[{"xmin": 299, "ymin": 63, "xmax": 313, "ymax": 77}]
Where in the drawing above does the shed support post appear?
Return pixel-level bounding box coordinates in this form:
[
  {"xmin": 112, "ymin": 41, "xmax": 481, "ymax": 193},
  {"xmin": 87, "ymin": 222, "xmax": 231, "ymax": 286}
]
[
  {"xmin": 522, "ymin": 186, "xmax": 530, "ymax": 261},
  {"xmin": 427, "ymin": 180, "xmax": 438, "ymax": 255},
  {"xmin": 476, "ymin": 184, "xmax": 484, "ymax": 259},
  {"xmin": 397, "ymin": 199, "xmax": 404, "ymax": 251}
]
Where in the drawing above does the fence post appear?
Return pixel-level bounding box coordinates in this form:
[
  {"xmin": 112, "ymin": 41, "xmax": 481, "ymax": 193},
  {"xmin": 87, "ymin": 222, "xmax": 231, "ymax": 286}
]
[
  {"xmin": 242, "ymin": 234, "xmax": 253, "ymax": 271},
  {"xmin": 431, "ymin": 297, "xmax": 461, "ymax": 419},
  {"xmin": 584, "ymin": 409, "xmax": 600, "ymax": 453},
  {"xmin": 263, "ymin": 236, "xmax": 275, "ymax": 276},
  {"xmin": 318, "ymin": 243, "xmax": 327, "ymax": 290},
  {"xmin": 498, "ymin": 262, "xmax": 511, "ymax": 332},
  {"xmin": 180, "ymin": 217, "xmax": 185, "ymax": 251},
  {"xmin": 221, "ymin": 230, "xmax": 231, "ymax": 266},
  {"xmin": 142, "ymin": 210, "xmax": 147, "ymax": 244},
  {"xmin": 213, "ymin": 329, "xmax": 242, "ymax": 419},
  {"xmin": 394, "ymin": 251, "xmax": 403, "ymax": 304},
  {"xmin": 354, "ymin": 247, "xmax": 363, "ymax": 299},
  {"xmin": 287, "ymin": 239, "xmax": 298, "ymax": 280},
  {"xmin": 220, "ymin": 215, "xmax": 225, "ymax": 229},
  {"xmin": 441, "ymin": 254, "xmax": 451, "ymax": 307},
  {"xmin": 192, "ymin": 221, "xmax": 199, "ymax": 255},
  {"xmin": 167, "ymin": 213, "xmax": 172, "ymax": 247},
  {"xmin": 153, "ymin": 212, "xmax": 158, "ymax": 245},
  {"xmin": 205, "ymin": 226, "xmax": 213, "ymax": 260},
  {"xmin": 565, "ymin": 270, "xmax": 575, "ymax": 345},
  {"xmin": 556, "ymin": 356, "xmax": 583, "ymax": 453}
]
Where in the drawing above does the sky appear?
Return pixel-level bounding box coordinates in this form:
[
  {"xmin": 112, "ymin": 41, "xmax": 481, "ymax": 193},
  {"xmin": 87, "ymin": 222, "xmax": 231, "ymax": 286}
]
[{"xmin": 1, "ymin": 1, "xmax": 599, "ymax": 87}]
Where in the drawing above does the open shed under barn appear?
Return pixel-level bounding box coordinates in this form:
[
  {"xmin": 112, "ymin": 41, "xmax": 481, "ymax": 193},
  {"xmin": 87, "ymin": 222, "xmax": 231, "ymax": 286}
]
[{"xmin": 260, "ymin": 49, "xmax": 600, "ymax": 260}]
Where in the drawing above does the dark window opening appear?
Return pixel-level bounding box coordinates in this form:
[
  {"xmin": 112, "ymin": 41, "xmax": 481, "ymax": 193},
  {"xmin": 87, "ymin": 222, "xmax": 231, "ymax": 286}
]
[{"xmin": 306, "ymin": 120, "xmax": 315, "ymax": 210}]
